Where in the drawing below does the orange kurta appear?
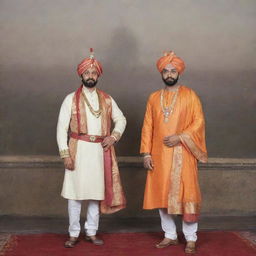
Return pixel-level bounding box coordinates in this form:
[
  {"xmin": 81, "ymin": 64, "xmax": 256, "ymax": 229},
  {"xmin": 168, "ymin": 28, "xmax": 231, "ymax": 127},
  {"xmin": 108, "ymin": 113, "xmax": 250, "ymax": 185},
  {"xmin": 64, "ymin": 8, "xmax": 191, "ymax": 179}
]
[{"xmin": 140, "ymin": 85, "xmax": 207, "ymax": 222}]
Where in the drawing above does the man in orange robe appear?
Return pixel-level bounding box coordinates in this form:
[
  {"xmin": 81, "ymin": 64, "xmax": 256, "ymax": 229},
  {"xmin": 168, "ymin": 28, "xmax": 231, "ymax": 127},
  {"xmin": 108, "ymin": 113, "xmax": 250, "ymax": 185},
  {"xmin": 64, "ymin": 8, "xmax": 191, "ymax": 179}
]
[{"xmin": 140, "ymin": 51, "xmax": 207, "ymax": 254}]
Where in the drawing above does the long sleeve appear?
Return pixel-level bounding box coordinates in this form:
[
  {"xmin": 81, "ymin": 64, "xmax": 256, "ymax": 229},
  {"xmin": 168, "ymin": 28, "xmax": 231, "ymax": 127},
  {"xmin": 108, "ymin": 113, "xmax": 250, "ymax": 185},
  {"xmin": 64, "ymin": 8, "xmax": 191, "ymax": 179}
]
[
  {"xmin": 110, "ymin": 97, "xmax": 127, "ymax": 141},
  {"xmin": 56, "ymin": 93, "xmax": 73, "ymax": 158},
  {"xmin": 140, "ymin": 95, "xmax": 153, "ymax": 154}
]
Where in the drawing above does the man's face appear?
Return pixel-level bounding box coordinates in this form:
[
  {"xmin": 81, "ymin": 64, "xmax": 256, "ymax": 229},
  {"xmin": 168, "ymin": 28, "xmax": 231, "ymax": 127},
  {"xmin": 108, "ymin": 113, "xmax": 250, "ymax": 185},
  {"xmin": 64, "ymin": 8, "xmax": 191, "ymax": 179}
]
[
  {"xmin": 81, "ymin": 66, "xmax": 99, "ymax": 88},
  {"xmin": 161, "ymin": 64, "xmax": 179, "ymax": 86}
]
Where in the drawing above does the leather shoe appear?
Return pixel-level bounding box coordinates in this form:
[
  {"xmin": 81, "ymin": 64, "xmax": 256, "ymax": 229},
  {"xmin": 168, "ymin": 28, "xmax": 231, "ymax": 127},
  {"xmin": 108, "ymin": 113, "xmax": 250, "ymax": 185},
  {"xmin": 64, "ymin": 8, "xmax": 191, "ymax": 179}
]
[
  {"xmin": 185, "ymin": 241, "xmax": 196, "ymax": 254},
  {"xmin": 155, "ymin": 237, "xmax": 179, "ymax": 248},
  {"xmin": 85, "ymin": 235, "xmax": 104, "ymax": 246},
  {"xmin": 64, "ymin": 237, "xmax": 78, "ymax": 248}
]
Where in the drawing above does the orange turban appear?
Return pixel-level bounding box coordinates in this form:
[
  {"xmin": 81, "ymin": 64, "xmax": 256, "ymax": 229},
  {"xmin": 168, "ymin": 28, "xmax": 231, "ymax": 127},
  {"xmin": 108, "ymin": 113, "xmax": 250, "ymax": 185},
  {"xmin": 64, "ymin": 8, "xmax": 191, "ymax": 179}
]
[
  {"xmin": 77, "ymin": 48, "xmax": 103, "ymax": 76},
  {"xmin": 156, "ymin": 51, "xmax": 185, "ymax": 74}
]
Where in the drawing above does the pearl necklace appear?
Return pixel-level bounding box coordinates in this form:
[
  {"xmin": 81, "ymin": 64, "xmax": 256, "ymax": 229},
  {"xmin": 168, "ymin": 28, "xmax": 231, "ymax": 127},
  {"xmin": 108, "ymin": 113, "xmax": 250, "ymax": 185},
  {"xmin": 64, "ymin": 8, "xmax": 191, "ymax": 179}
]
[
  {"xmin": 160, "ymin": 87, "xmax": 179, "ymax": 123},
  {"xmin": 82, "ymin": 90, "xmax": 102, "ymax": 118}
]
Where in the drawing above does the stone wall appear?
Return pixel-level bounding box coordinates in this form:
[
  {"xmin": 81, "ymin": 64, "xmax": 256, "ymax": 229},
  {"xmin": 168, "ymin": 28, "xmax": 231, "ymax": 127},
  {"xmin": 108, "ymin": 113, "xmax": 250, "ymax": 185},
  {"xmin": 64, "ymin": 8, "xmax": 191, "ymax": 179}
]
[{"xmin": 0, "ymin": 156, "xmax": 255, "ymax": 217}]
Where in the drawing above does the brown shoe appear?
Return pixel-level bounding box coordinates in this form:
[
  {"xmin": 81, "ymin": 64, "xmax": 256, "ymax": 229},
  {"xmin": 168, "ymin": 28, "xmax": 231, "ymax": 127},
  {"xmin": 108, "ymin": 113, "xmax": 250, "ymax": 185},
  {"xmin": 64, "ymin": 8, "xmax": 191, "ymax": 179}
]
[
  {"xmin": 85, "ymin": 235, "xmax": 104, "ymax": 246},
  {"xmin": 155, "ymin": 237, "xmax": 179, "ymax": 248},
  {"xmin": 64, "ymin": 237, "xmax": 78, "ymax": 248},
  {"xmin": 185, "ymin": 241, "xmax": 196, "ymax": 254}
]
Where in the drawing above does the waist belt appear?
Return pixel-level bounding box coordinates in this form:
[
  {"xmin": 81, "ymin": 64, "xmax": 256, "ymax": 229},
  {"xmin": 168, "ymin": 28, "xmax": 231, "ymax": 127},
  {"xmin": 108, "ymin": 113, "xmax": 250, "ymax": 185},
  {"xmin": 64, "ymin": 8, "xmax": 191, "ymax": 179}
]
[{"xmin": 70, "ymin": 132, "xmax": 105, "ymax": 143}]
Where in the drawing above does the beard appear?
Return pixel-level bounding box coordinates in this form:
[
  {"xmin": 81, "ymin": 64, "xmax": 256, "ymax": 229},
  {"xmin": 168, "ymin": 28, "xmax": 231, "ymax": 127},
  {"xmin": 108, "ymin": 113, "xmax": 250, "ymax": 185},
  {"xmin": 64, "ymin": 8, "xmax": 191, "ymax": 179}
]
[
  {"xmin": 162, "ymin": 76, "xmax": 179, "ymax": 86},
  {"xmin": 82, "ymin": 77, "xmax": 98, "ymax": 88}
]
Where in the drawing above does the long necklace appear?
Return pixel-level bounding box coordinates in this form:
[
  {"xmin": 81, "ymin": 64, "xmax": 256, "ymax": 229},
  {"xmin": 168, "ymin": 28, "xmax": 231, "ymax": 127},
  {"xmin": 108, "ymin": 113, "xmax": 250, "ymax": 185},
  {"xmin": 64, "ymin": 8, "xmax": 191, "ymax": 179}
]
[
  {"xmin": 82, "ymin": 90, "xmax": 102, "ymax": 118},
  {"xmin": 160, "ymin": 87, "xmax": 179, "ymax": 123}
]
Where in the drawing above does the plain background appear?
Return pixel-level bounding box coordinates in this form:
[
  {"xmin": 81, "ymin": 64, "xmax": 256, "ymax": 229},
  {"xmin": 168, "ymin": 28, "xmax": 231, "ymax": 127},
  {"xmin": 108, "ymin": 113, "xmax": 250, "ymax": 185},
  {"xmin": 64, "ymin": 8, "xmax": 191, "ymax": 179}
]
[{"xmin": 1, "ymin": 0, "xmax": 255, "ymax": 157}]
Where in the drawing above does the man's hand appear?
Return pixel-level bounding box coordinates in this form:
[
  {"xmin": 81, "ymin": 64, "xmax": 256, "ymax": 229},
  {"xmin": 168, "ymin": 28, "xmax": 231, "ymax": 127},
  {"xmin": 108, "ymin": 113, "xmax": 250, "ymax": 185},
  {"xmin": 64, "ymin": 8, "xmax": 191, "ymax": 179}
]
[
  {"xmin": 63, "ymin": 157, "xmax": 75, "ymax": 171},
  {"xmin": 163, "ymin": 135, "xmax": 180, "ymax": 147},
  {"xmin": 101, "ymin": 136, "xmax": 116, "ymax": 151},
  {"xmin": 144, "ymin": 156, "xmax": 154, "ymax": 170}
]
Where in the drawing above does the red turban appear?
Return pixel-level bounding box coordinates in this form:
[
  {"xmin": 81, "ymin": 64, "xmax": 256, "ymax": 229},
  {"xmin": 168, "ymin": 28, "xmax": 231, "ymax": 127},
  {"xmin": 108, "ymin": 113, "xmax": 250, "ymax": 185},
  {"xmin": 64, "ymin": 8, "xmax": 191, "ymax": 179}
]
[
  {"xmin": 77, "ymin": 48, "xmax": 103, "ymax": 76},
  {"xmin": 156, "ymin": 51, "xmax": 185, "ymax": 74}
]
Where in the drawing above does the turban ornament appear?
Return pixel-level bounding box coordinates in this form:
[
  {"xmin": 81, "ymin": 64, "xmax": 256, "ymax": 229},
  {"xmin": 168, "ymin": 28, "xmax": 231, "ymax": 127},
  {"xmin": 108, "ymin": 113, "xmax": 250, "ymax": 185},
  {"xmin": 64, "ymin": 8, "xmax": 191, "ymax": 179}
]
[
  {"xmin": 156, "ymin": 51, "xmax": 185, "ymax": 74},
  {"xmin": 77, "ymin": 48, "xmax": 103, "ymax": 76}
]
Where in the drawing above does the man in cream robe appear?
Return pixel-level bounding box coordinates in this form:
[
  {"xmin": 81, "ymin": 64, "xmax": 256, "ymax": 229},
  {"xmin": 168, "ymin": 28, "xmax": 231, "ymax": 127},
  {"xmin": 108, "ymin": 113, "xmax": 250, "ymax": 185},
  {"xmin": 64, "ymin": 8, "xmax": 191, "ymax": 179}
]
[{"xmin": 57, "ymin": 49, "xmax": 126, "ymax": 247}]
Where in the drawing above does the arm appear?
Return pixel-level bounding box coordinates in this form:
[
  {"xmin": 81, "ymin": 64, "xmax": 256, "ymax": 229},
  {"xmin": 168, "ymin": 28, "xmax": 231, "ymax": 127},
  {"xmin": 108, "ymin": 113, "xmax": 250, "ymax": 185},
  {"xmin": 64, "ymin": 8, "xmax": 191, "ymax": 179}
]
[
  {"xmin": 101, "ymin": 97, "xmax": 127, "ymax": 150},
  {"xmin": 110, "ymin": 96, "xmax": 127, "ymax": 141},
  {"xmin": 56, "ymin": 94, "xmax": 75, "ymax": 169},
  {"xmin": 140, "ymin": 96, "xmax": 153, "ymax": 155},
  {"xmin": 140, "ymin": 96, "xmax": 154, "ymax": 170}
]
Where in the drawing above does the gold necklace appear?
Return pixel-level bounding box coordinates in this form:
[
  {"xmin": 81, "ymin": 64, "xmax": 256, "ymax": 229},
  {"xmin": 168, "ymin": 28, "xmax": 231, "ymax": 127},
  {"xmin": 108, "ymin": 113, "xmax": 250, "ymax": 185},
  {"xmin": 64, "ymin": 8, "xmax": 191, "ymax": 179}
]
[
  {"xmin": 160, "ymin": 87, "xmax": 179, "ymax": 123},
  {"xmin": 82, "ymin": 90, "xmax": 102, "ymax": 118}
]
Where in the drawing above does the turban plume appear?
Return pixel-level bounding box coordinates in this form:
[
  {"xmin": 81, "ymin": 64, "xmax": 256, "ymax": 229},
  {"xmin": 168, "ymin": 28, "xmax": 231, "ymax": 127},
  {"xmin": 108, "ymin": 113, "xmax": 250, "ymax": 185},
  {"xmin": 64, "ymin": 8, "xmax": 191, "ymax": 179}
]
[{"xmin": 77, "ymin": 48, "xmax": 103, "ymax": 76}]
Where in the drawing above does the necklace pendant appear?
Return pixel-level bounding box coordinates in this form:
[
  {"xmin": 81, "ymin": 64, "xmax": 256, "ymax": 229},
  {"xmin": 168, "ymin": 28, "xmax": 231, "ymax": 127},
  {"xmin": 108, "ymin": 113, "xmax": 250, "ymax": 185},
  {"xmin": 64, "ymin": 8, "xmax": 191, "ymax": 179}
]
[
  {"xmin": 164, "ymin": 111, "xmax": 169, "ymax": 117},
  {"xmin": 160, "ymin": 88, "xmax": 179, "ymax": 124},
  {"xmin": 95, "ymin": 112, "xmax": 101, "ymax": 118},
  {"xmin": 164, "ymin": 111, "xmax": 169, "ymax": 123}
]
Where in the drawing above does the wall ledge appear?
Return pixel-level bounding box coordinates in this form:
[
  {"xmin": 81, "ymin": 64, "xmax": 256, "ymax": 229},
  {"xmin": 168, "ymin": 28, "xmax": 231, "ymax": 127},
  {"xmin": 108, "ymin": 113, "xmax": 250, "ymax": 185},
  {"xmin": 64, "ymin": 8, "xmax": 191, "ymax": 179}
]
[{"xmin": 0, "ymin": 155, "xmax": 256, "ymax": 170}]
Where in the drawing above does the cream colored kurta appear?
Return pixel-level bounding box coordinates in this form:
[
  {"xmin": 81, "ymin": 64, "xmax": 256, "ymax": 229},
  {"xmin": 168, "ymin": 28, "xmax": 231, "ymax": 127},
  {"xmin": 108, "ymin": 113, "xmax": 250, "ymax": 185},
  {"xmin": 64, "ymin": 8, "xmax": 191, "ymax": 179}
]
[{"xmin": 57, "ymin": 87, "xmax": 126, "ymax": 200}]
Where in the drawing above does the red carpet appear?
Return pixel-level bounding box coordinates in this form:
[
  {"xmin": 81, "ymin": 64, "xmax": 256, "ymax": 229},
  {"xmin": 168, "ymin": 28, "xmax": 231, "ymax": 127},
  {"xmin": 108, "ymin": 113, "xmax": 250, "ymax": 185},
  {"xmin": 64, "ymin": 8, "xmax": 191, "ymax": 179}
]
[{"xmin": 1, "ymin": 232, "xmax": 256, "ymax": 256}]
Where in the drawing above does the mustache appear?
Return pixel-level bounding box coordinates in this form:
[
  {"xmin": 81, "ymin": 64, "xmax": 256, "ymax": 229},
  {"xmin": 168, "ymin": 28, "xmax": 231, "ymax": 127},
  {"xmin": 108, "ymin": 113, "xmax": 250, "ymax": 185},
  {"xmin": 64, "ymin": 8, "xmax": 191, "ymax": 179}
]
[{"xmin": 86, "ymin": 78, "xmax": 95, "ymax": 82}]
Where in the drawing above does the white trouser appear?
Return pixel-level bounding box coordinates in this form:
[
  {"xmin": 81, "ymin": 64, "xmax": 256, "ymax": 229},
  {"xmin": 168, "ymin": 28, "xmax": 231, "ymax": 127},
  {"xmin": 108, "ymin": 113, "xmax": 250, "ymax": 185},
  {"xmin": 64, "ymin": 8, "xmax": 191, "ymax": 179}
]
[
  {"xmin": 159, "ymin": 209, "xmax": 198, "ymax": 242},
  {"xmin": 68, "ymin": 199, "xmax": 100, "ymax": 237}
]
